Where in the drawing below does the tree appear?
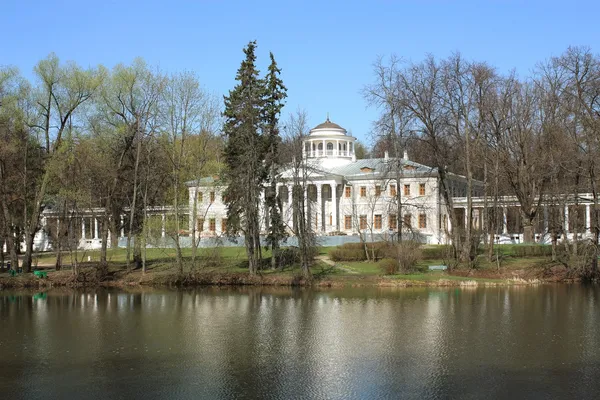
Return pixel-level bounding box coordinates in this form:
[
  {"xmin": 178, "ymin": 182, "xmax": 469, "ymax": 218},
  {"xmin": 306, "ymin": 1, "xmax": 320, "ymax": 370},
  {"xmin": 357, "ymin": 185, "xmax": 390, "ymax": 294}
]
[
  {"xmin": 98, "ymin": 59, "xmax": 164, "ymax": 271},
  {"xmin": 222, "ymin": 41, "xmax": 267, "ymax": 275},
  {"xmin": 283, "ymin": 109, "xmax": 316, "ymax": 277},
  {"xmin": 22, "ymin": 54, "xmax": 103, "ymax": 273},
  {"xmin": 263, "ymin": 53, "xmax": 288, "ymax": 269}
]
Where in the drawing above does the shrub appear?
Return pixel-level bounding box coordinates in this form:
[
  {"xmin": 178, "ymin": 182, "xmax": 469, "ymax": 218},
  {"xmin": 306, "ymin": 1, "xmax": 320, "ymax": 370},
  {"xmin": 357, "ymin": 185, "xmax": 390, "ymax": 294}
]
[
  {"xmin": 486, "ymin": 244, "xmax": 553, "ymax": 258},
  {"xmin": 421, "ymin": 245, "xmax": 454, "ymax": 260},
  {"xmin": 379, "ymin": 258, "xmax": 398, "ymax": 275},
  {"xmin": 278, "ymin": 247, "xmax": 301, "ymax": 267},
  {"xmin": 330, "ymin": 246, "xmax": 367, "ymax": 262},
  {"xmin": 396, "ymin": 241, "xmax": 423, "ymax": 272}
]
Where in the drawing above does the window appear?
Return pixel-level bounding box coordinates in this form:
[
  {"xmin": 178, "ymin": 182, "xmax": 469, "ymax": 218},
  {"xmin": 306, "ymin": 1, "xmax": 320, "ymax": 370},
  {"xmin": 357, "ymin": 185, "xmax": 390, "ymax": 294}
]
[
  {"xmin": 404, "ymin": 214, "xmax": 412, "ymax": 228},
  {"xmin": 210, "ymin": 191, "xmax": 215, "ymax": 203},
  {"xmin": 359, "ymin": 215, "xmax": 367, "ymax": 230},
  {"xmin": 318, "ymin": 143, "xmax": 323, "ymax": 150},
  {"xmin": 374, "ymin": 214, "xmax": 382, "ymax": 229},
  {"xmin": 209, "ymin": 218, "xmax": 216, "ymax": 232},
  {"xmin": 375, "ymin": 185, "xmax": 381, "ymax": 197},
  {"xmin": 345, "ymin": 186, "xmax": 351, "ymax": 198},
  {"xmin": 197, "ymin": 218, "xmax": 204, "ymax": 232},
  {"xmin": 360, "ymin": 186, "xmax": 367, "ymax": 197},
  {"xmin": 390, "ymin": 185, "xmax": 397, "ymax": 197},
  {"xmin": 197, "ymin": 192, "xmax": 203, "ymax": 202},
  {"xmin": 389, "ymin": 214, "xmax": 397, "ymax": 229},
  {"xmin": 221, "ymin": 218, "xmax": 227, "ymax": 232},
  {"xmin": 327, "ymin": 142, "xmax": 333, "ymax": 150},
  {"xmin": 419, "ymin": 183, "xmax": 426, "ymax": 196},
  {"xmin": 419, "ymin": 214, "xmax": 427, "ymax": 229},
  {"xmin": 344, "ymin": 215, "xmax": 352, "ymax": 230},
  {"xmin": 404, "ymin": 184, "xmax": 410, "ymax": 196}
]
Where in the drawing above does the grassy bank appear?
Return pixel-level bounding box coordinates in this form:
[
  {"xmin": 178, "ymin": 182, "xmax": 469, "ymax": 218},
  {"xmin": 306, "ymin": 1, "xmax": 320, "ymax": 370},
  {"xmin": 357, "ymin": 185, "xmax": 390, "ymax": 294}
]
[{"xmin": 0, "ymin": 245, "xmax": 574, "ymax": 290}]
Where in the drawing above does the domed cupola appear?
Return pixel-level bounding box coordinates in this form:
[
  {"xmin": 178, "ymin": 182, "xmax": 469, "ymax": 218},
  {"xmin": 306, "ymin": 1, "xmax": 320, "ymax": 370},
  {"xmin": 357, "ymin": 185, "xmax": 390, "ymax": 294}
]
[
  {"xmin": 303, "ymin": 116, "xmax": 357, "ymax": 167},
  {"xmin": 309, "ymin": 117, "xmax": 347, "ymax": 136}
]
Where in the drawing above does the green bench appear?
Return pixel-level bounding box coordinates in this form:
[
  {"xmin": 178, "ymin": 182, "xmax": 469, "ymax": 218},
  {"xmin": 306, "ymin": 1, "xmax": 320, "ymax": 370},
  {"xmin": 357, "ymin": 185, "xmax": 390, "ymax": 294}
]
[{"xmin": 33, "ymin": 270, "xmax": 48, "ymax": 278}]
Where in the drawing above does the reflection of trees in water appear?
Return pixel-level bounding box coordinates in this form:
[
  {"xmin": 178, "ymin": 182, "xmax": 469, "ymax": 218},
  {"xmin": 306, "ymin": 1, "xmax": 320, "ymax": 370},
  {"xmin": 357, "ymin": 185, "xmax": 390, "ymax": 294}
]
[{"xmin": 1, "ymin": 286, "xmax": 600, "ymax": 397}]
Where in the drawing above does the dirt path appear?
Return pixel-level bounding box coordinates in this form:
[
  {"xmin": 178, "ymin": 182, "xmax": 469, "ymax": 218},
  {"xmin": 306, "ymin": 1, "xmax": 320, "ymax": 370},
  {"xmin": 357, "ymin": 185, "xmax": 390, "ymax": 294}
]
[{"xmin": 316, "ymin": 256, "xmax": 358, "ymax": 274}]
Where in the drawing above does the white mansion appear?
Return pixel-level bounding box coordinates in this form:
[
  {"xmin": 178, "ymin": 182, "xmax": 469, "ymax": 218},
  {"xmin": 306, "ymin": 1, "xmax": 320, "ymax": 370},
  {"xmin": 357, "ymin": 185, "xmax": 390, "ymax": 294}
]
[{"xmin": 187, "ymin": 118, "xmax": 474, "ymax": 245}]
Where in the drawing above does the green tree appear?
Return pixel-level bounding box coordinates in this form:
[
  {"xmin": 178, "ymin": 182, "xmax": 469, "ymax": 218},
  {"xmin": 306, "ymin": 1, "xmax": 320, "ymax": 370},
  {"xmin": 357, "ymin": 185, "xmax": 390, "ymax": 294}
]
[
  {"xmin": 263, "ymin": 53, "xmax": 288, "ymax": 269},
  {"xmin": 222, "ymin": 41, "xmax": 266, "ymax": 275}
]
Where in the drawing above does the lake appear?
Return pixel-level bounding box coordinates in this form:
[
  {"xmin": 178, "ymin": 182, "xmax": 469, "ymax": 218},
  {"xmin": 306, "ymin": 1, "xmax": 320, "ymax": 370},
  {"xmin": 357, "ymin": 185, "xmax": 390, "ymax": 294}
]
[{"xmin": 1, "ymin": 285, "xmax": 599, "ymax": 399}]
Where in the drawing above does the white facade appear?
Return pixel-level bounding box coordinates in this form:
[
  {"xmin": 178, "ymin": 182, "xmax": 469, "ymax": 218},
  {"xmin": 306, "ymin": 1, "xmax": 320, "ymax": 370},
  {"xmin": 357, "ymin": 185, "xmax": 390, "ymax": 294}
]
[{"xmin": 187, "ymin": 118, "xmax": 470, "ymax": 245}]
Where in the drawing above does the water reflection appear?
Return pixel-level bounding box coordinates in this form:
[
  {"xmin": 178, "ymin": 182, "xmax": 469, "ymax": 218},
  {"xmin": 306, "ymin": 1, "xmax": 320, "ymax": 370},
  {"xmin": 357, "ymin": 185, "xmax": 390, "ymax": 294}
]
[{"xmin": 1, "ymin": 285, "xmax": 599, "ymax": 399}]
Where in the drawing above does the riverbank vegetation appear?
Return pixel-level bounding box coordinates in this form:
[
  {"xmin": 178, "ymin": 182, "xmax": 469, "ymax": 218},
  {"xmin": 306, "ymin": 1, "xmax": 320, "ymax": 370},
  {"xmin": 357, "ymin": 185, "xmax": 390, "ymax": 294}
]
[{"xmin": 0, "ymin": 243, "xmax": 581, "ymax": 290}]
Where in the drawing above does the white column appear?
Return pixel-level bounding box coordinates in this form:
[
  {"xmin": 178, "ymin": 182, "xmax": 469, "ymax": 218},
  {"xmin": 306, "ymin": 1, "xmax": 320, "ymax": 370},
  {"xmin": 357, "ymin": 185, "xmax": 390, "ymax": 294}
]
[
  {"xmin": 316, "ymin": 184, "xmax": 323, "ymax": 231},
  {"xmin": 564, "ymin": 205, "xmax": 570, "ymax": 233},
  {"xmin": 322, "ymin": 139, "xmax": 325, "ymax": 157},
  {"xmin": 464, "ymin": 206, "xmax": 468, "ymax": 230},
  {"xmin": 81, "ymin": 218, "xmax": 86, "ymax": 239},
  {"xmin": 287, "ymin": 185, "xmax": 294, "ymax": 229},
  {"xmin": 336, "ymin": 139, "xmax": 339, "ymax": 156},
  {"xmin": 331, "ymin": 182, "xmax": 338, "ymax": 231},
  {"xmin": 120, "ymin": 216, "xmax": 125, "ymax": 237},
  {"xmin": 161, "ymin": 214, "xmax": 166, "ymax": 238},
  {"xmin": 502, "ymin": 207, "xmax": 508, "ymax": 234},
  {"xmin": 586, "ymin": 204, "xmax": 591, "ymax": 233},
  {"xmin": 260, "ymin": 190, "xmax": 266, "ymax": 232},
  {"xmin": 94, "ymin": 218, "xmax": 99, "ymax": 239},
  {"xmin": 544, "ymin": 206, "xmax": 549, "ymax": 232},
  {"xmin": 304, "ymin": 186, "xmax": 309, "ymax": 230}
]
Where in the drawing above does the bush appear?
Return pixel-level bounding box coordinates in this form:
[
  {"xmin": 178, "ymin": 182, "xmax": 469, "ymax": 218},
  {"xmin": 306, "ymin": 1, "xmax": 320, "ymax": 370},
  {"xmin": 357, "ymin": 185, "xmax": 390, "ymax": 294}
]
[
  {"xmin": 330, "ymin": 246, "xmax": 367, "ymax": 262},
  {"xmin": 396, "ymin": 241, "xmax": 423, "ymax": 272},
  {"xmin": 421, "ymin": 245, "xmax": 454, "ymax": 260},
  {"xmin": 379, "ymin": 258, "xmax": 398, "ymax": 275},
  {"xmin": 329, "ymin": 242, "xmax": 393, "ymax": 261},
  {"xmin": 278, "ymin": 247, "xmax": 301, "ymax": 267},
  {"xmin": 486, "ymin": 244, "xmax": 553, "ymax": 258}
]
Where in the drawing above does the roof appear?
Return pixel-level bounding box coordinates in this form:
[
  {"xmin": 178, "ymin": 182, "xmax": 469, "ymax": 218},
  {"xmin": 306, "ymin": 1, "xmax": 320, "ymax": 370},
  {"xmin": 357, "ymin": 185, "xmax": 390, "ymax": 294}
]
[
  {"xmin": 327, "ymin": 158, "xmax": 438, "ymax": 179},
  {"xmin": 185, "ymin": 176, "xmax": 224, "ymax": 187},
  {"xmin": 309, "ymin": 117, "xmax": 347, "ymax": 134}
]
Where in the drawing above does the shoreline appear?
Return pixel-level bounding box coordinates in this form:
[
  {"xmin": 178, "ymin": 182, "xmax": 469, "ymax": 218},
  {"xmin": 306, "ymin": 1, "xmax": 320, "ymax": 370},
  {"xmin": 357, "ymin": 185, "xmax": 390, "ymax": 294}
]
[{"xmin": 0, "ymin": 267, "xmax": 578, "ymax": 290}]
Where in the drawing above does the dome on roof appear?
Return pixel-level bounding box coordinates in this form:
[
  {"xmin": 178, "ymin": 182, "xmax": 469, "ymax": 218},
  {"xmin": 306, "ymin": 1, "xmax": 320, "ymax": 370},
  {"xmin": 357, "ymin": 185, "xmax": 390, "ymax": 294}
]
[{"xmin": 309, "ymin": 116, "xmax": 347, "ymax": 135}]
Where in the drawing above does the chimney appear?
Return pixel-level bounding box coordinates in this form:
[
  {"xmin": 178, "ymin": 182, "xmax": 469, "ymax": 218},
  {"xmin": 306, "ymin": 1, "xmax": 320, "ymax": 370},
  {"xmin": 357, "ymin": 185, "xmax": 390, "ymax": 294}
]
[
  {"xmin": 384, "ymin": 151, "xmax": 389, "ymax": 160},
  {"xmin": 403, "ymin": 150, "xmax": 409, "ymax": 160}
]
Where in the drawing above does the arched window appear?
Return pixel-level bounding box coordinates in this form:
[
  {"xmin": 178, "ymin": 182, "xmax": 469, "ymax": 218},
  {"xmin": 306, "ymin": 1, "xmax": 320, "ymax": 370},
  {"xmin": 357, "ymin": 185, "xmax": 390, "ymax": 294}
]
[
  {"xmin": 312, "ymin": 143, "xmax": 316, "ymax": 151},
  {"xmin": 327, "ymin": 143, "xmax": 333, "ymax": 150},
  {"xmin": 343, "ymin": 143, "xmax": 347, "ymax": 151},
  {"xmin": 318, "ymin": 143, "xmax": 323, "ymax": 150}
]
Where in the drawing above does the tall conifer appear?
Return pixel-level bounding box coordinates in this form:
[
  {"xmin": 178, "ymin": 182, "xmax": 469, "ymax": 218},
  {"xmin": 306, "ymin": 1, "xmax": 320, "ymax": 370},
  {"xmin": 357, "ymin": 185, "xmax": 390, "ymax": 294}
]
[
  {"xmin": 263, "ymin": 53, "xmax": 287, "ymax": 269},
  {"xmin": 222, "ymin": 41, "xmax": 265, "ymax": 274}
]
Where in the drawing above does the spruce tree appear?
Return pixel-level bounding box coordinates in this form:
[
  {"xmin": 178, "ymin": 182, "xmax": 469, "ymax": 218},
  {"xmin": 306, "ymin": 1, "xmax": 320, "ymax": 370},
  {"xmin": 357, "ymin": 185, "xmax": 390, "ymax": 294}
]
[
  {"xmin": 222, "ymin": 41, "xmax": 265, "ymax": 274},
  {"xmin": 263, "ymin": 53, "xmax": 288, "ymax": 269}
]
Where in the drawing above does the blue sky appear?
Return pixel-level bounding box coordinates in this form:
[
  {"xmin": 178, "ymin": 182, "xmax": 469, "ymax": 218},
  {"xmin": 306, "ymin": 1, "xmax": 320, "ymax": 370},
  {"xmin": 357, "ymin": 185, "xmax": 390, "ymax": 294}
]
[{"xmin": 3, "ymin": 0, "xmax": 599, "ymax": 144}]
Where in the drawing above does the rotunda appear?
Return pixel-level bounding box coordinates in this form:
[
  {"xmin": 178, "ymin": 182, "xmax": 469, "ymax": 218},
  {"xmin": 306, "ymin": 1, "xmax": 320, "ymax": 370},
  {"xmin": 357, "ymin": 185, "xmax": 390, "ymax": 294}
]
[{"xmin": 303, "ymin": 117, "xmax": 356, "ymax": 168}]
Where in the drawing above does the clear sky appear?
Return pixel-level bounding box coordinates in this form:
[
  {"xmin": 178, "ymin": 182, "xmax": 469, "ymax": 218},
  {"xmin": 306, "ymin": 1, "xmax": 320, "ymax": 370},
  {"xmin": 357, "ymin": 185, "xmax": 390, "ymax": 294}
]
[{"xmin": 3, "ymin": 0, "xmax": 599, "ymax": 144}]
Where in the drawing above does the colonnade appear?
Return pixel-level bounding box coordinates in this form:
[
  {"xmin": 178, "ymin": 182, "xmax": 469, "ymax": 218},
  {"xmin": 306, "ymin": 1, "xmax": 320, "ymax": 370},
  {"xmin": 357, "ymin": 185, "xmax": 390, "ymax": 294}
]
[
  {"xmin": 277, "ymin": 181, "xmax": 340, "ymax": 233},
  {"xmin": 452, "ymin": 203, "xmax": 594, "ymax": 235},
  {"xmin": 303, "ymin": 139, "xmax": 354, "ymax": 158}
]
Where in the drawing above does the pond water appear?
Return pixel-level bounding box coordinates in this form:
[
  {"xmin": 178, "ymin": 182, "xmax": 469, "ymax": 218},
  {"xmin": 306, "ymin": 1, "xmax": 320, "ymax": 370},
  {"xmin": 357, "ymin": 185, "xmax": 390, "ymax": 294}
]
[{"xmin": 1, "ymin": 285, "xmax": 599, "ymax": 399}]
